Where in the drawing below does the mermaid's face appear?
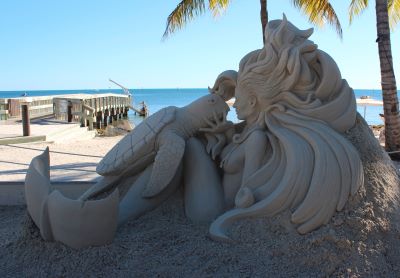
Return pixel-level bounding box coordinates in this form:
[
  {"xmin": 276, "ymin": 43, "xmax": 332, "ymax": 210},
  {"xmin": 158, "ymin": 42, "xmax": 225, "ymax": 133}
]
[{"xmin": 233, "ymin": 86, "xmax": 257, "ymax": 121}]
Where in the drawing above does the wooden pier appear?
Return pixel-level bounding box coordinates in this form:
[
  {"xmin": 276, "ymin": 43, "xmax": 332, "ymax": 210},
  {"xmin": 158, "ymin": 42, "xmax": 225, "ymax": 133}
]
[
  {"xmin": 53, "ymin": 93, "xmax": 132, "ymax": 130},
  {"xmin": 0, "ymin": 93, "xmax": 135, "ymax": 131}
]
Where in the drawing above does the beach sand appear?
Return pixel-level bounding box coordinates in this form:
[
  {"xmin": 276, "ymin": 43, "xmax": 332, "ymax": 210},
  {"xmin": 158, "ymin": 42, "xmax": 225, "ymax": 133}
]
[
  {"xmin": 1, "ymin": 123, "xmax": 400, "ymax": 277},
  {"xmin": 0, "ymin": 136, "xmax": 123, "ymax": 182}
]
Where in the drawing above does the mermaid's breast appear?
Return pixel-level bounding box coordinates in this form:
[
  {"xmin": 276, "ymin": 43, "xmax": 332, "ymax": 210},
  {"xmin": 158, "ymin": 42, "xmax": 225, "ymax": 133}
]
[{"xmin": 220, "ymin": 143, "xmax": 244, "ymax": 174}]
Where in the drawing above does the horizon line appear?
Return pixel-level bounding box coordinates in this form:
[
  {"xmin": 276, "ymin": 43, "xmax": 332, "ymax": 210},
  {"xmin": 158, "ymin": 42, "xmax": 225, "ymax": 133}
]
[{"xmin": 0, "ymin": 87, "xmax": 392, "ymax": 92}]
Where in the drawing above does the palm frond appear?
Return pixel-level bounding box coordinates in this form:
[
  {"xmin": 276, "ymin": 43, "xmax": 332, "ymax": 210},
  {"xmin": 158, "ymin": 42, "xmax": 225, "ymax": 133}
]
[
  {"xmin": 208, "ymin": 0, "xmax": 232, "ymax": 17},
  {"xmin": 163, "ymin": 0, "xmax": 232, "ymax": 39},
  {"xmin": 388, "ymin": 0, "xmax": 400, "ymax": 30},
  {"xmin": 163, "ymin": 0, "xmax": 207, "ymax": 39},
  {"xmin": 349, "ymin": 0, "xmax": 369, "ymax": 24},
  {"xmin": 291, "ymin": 0, "xmax": 343, "ymax": 38}
]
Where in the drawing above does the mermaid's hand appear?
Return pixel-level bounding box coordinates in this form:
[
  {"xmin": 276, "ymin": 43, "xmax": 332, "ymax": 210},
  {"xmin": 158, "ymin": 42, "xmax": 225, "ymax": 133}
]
[
  {"xmin": 200, "ymin": 112, "xmax": 233, "ymax": 134},
  {"xmin": 205, "ymin": 133, "xmax": 217, "ymax": 155},
  {"xmin": 204, "ymin": 133, "xmax": 226, "ymax": 160},
  {"xmin": 201, "ymin": 113, "xmax": 233, "ymax": 160}
]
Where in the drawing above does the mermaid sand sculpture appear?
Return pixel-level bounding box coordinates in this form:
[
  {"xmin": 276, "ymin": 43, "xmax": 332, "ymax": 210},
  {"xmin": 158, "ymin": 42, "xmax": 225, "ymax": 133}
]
[
  {"xmin": 25, "ymin": 15, "xmax": 364, "ymax": 248},
  {"xmin": 203, "ymin": 15, "xmax": 364, "ymax": 241}
]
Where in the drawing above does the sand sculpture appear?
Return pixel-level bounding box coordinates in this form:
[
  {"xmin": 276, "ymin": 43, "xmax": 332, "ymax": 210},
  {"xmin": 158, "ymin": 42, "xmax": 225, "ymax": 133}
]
[
  {"xmin": 25, "ymin": 15, "xmax": 364, "ymax": 248},
  {"xmin": 204, "ymin": 16, "xmax": 364, "ymax": 241},
  {"xmin": 24, "ymin": 148, "xmax": 119, "ymax": 249}
]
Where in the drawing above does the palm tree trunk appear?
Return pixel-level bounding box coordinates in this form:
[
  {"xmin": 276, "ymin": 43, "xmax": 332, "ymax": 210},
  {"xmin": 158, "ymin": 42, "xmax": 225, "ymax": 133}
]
[
  {"xmin": 260, "ymin": 0, "xmax": 268, "ymax": 44},
  {"xmin": 375, "ymin": 0, "xmax": 400, "ymax": 154}
]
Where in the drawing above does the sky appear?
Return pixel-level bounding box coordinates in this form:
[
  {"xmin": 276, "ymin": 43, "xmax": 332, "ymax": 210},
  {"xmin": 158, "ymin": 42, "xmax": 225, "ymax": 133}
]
[{"xmin": 0, "ymin": 0, "xmax": 399, "ymax": 91}]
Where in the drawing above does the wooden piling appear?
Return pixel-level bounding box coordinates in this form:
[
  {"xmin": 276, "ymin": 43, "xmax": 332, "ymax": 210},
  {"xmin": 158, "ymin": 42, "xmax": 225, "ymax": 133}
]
[
  {"xmin": 104, "ymin": 109, "xmax": 109, "ymax": 127},
  {"xmin": 113, "ymin": 108, "xmax": 118, "ymax": 121},
  {"xmin": 21, "ymin": 104, "xmax": 30, "ymax": 136},
  {"xmin": 96, "ymin": 111, "xmax": 102, "ymax": 129},
  {"xmin": 118, "ymin": 107, "xmax": 122, "ymax": 119},
  {"xmin": 67, "ymin": 102, "xmax": 73, "ymax": 123},
  {"xmin": 110, "ymin": 108, "xmax": 115, "ymax": 123},
  {"xmin": 123, "ymin": 107, "xmax": 129, "ymax": 118}
]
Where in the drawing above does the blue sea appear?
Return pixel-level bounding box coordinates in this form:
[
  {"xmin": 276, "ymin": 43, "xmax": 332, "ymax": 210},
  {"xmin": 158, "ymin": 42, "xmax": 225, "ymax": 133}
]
[{"xmin": 0, "ymin": 88, "xmax": 394, "ymax": 125}]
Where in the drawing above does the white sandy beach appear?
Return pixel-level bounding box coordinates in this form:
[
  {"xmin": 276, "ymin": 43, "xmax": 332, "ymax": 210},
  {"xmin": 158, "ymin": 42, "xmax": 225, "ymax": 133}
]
[{"xmin": 0, "ymin": 136, "xmax": 123, "ymax": 182}]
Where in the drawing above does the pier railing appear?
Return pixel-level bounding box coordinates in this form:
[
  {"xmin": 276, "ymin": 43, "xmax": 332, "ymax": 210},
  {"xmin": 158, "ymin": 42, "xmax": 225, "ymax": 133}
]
[
  {"xmin": 0, "ymin": 99, "xmax": 8, "ymax": 120},
  {"xmin": 0, "ymin": 97, "xmax": 54, "ymax": 120}
]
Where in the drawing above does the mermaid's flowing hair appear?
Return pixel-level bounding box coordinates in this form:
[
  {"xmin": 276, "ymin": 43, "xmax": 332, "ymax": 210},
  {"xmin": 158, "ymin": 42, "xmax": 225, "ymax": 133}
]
[{"xmin": 209, "ymin": 15, "xmax": 363, "ymax": 241}]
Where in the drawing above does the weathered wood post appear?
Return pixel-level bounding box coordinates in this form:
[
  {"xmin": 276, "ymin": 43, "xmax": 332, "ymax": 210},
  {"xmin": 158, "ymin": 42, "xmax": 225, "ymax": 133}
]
[
  {"xmin": 116, "ymin": 98, "xmax": 120, "ymax": 119},
  {"xmin": 87, "ymin": 115, "xmax": 94, "ymax": 130},
  {"xmin": 20, "ymin": 98, "xmax": 32, "ymax": 136},
  {"xmin": 104, "ymin": 109, "xmax": 109, "ymax": 127},
  {"xmin": 114, "ymin": 111, "xmax": 118, "ymax": 121},
  {"xmin": 67, "ymin": 101, "xmax": 73, "ymax": 123},
  {"xmin": 113, "ymin": 107, "xmax": 118, "ymax": 121},
  {"xmin": 110, "ymin": 97, "xmax": 114, "ymax": 123},
  {"xmin": 110, "ymin": 108, "xmax": 115, "ymax": 123},
  {"xmin": 87, "ymin": 111, "xmax": 94, "ymax": 131},
  {"xmin": 96, "ymin": 111, "xmax": 102, "ymax": 129},
  {"xmin": 86, "ymin": 108, "xmax": 90, "ymax": 127},
  {"xmin": 123, "ymin": 107, "xmax": 129, "ymax": 118},
  {"xmin": 80, "ymin": 102, "xmax": 86, "ymax": 128}
]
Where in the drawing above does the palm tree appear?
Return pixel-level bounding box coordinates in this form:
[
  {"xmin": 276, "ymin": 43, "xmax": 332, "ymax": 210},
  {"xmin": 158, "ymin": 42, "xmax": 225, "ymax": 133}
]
[
  {"xmin": 350, "ymin": 0, "xmax": 400, "ymax": 153},
  {"xmin": 163, "ymin": 0, "xmax": 342, "ymax": 44},
  {"xmin": 260, "ymin": 0, "xmax": 268, "ymax": 44}
]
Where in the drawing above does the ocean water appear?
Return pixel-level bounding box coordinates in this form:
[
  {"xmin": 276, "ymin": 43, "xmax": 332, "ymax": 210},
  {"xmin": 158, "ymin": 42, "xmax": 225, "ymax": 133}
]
[{"xmin": 0, "ymin": 88, "xmax": 396, "ymax": 125}]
